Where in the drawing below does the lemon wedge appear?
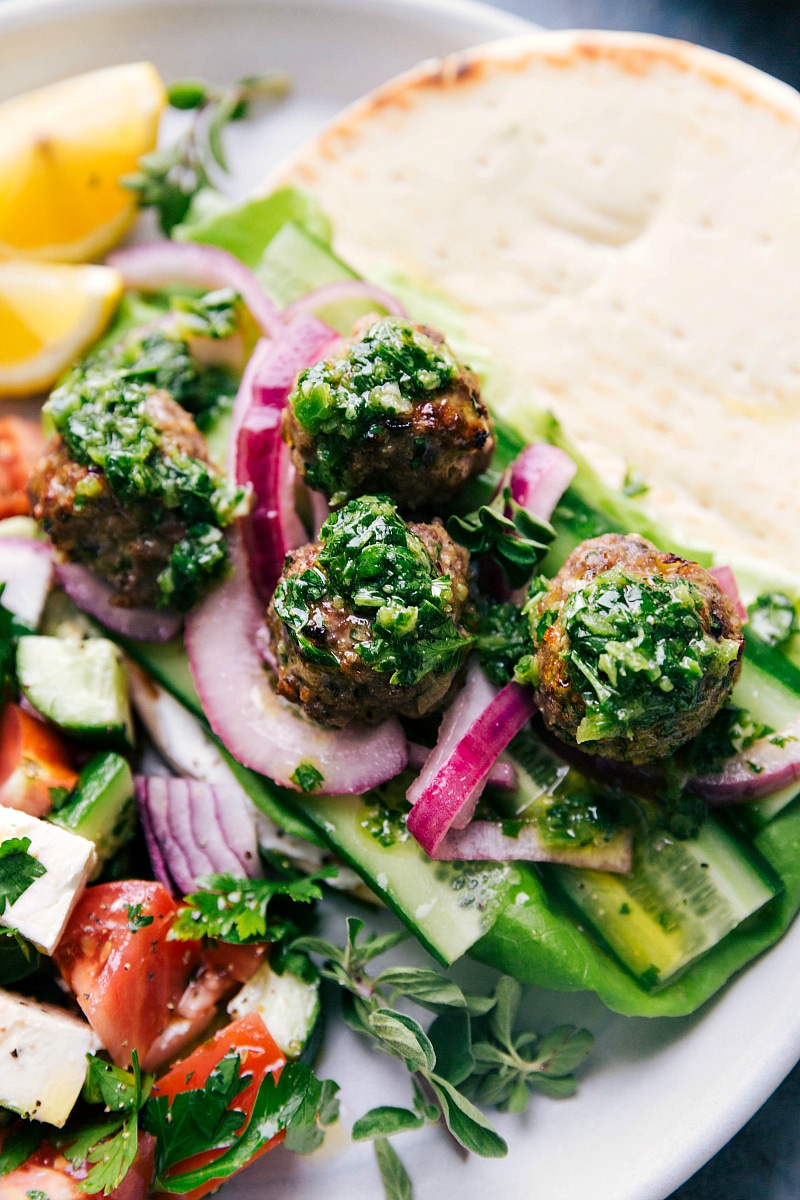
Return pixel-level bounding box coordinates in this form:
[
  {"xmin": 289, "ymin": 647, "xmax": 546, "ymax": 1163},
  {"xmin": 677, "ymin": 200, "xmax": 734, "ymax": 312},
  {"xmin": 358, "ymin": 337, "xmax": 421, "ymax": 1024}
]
[
  {"xmin": 0, "ymin": 62, "xmax": 165, "ymax": 263},
  {"xmin": 0, "ymin": 259, "xmax": 122, "ymax": 397}
]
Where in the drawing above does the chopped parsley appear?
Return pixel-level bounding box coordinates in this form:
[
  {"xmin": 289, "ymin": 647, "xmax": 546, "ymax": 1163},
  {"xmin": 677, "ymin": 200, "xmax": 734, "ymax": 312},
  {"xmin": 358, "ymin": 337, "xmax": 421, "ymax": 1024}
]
[
  {"xmin": 538, "ymin": 566, "xmax": 741, "ymax": 745},
  {"xmin": 748, "ymin": 591, "xmax": 798, "ymax": 649},
  {"xmin": 290, "ymin": 762, "xmax": 325, "ymax": 793},
  {"xmin": 288, "ymin": 318, "xmax": 459, "ymax": 500},
  {"xmin": 171, "ymin": 869, "xmax": 336, "ymax": 944},
  {"xmin": 0, "ymin": 837, "xmax": 46, "ymax": 915},
  {"xmin": 474, "ymin": 597, "xmax": 534, "ymax": 686},
  {"xmin": 273, "ymin": 495, "xmax": 472, "ymax": 687},
  {"xmin": 44, "ymin": 302, "xmax": 245, "ymax": 611}
]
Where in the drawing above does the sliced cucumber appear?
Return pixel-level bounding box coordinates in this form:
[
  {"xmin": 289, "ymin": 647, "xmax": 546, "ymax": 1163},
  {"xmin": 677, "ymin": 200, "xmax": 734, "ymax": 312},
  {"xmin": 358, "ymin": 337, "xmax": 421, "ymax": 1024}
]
[
  {"xmin": 17, "ymin": 636, "xmax": 133, "ymax": 749},
  {"xmin": 258, "ymin": 221, "xmax": 373, "ymax": 333},
  {"xmin": 52, "ymin": 752, "xmax": 135, "ymax": 873},
  {"xmin": 116, "ymin": 635, "xmax": 202, "ymax": 719},
  {"xmin": 552, "ymin": 813, "xmax": 779, "ymax": 988},
  {"xmin": 227, "ymin": 960, "xmax": 320, "ymax": 1059},
  {"xmin": 295, "ymin": 784, "xmax": 517, "ymax": 967}
]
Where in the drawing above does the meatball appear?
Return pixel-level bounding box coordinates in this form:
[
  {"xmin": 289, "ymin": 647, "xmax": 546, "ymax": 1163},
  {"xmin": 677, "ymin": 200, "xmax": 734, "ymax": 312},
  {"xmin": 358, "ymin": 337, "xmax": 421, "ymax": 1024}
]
[
  {"xmin": 265, "ymin": 495, "xmax": 472, "ymax": 727},
  {"xmin": 31, "ymin": 392, "xmax": 213, "ymax": 609},
  {"xmin": 532, "ymin": 533, "xmax": 744, "ymax": 764},
  {"xmin": 283, "ymin": 316, "xmax": 494, "ymax": 509}
]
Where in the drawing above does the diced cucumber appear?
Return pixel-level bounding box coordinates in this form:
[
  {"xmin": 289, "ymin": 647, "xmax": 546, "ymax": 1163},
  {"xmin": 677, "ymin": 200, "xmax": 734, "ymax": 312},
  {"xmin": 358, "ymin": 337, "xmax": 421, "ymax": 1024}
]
[
  {"xmin": 295, "ymin": 785, "xmax": 517, "ymax": 967},
  {"xmin": 552, "ymin": 813, "xmax": 779, "ymax": 989},
  {"xmin": 17, "ymin": 636, "xmax": 133, "ymax": 749},
  {"xmin": 52, "ymin": 752, "xmax": 135, "ymax": 874},
  {"xmin": 227, "ymin": 960, "xmax": 320, "ymax": 1059},
  {"xmin": 258, "ymin": 221, "xmax": 373, "ymax": 333}
]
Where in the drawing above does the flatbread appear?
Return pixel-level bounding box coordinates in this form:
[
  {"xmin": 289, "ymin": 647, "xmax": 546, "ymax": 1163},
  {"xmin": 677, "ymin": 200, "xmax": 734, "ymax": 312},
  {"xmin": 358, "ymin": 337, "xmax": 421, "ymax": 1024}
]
[{"xmin": 271, "ymin": 30, "xmax": 800, "ymax": 568}]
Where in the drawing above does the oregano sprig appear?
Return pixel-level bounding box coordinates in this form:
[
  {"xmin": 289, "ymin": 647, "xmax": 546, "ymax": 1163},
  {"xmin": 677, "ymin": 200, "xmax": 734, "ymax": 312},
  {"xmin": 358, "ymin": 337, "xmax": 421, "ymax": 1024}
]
[{"xmin": 292, "ymin": 919, "xmax": 594, "ymax": 1200}]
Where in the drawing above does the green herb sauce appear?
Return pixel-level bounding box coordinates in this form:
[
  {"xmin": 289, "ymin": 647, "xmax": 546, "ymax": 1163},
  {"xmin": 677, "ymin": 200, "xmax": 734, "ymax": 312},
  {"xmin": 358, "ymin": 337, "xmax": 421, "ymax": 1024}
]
[
  {"xmin": 44, "ymin": 292, "xmax": 244, "ymax": 611},
  {"xmin": 540, "ymin": 566, "xmax": 741, "ymax": 745},
  {"xmin": 288, "ymin": 317, "xmax": 459, "ymax": 500},
  {"xmin": 273, "ymin": 494, "xmax": 471, "ymax": 687}
]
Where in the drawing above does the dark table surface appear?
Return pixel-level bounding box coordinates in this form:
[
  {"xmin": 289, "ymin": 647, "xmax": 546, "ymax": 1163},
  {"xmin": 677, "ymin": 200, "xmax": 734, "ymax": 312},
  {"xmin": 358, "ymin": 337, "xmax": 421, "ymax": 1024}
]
[{"xmin": 485, "ymin": 2, "xmax": 800, "ymax": 1198}]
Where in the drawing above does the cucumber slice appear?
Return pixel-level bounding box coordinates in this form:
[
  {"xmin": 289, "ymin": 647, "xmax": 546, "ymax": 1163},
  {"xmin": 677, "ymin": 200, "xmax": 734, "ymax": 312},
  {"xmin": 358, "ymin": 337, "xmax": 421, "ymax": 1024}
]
[
  {"xmin": 17, "ymin": 636, "xmax": 133, "ymax": 749},
  {"xmin": 552, "ymin": 813, "xmax": 779, "ymax": 988},
  {"xmin": 295, "ymin": 785, "xmax": 516, "ymax": 967},
  {"xmin": 52, "ymin": 752, "xmax": 135, "ymax": 873},
  {"xmin": 258, "ymin": 221, "xmax": 373, "ymax": 333},
  {"xmin": 116, "ymin": 635, "xmax": 202, "ymax": 720},
  {"xmin": 227, "ymin": 961, "xmax": 320, "ymax": 1060}
]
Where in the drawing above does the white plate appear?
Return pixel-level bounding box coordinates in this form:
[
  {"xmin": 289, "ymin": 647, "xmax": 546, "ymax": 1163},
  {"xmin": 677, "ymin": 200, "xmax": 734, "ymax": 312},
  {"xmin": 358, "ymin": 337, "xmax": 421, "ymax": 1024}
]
[{"xmin": 2, "ymin": 3, "xmax": 798, "ymax": 1199}]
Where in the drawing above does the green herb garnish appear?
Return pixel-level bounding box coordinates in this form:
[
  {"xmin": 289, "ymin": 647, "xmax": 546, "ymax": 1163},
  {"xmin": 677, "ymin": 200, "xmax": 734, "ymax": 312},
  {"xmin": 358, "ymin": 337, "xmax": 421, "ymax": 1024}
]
[
  {"xmin": 748, "ymin": 592, "xmax": 798, "ymax": 649},
  {"xmin": 542, "ymin": 566, "xmax": 741, "ymax": 745},
  {"xmin": 124, "ymin": 73, "xmax": 290, "ymax": 234},
  {"xmin": 170, "ymin": 869, "xmax": 336, "ymax": 944},
  {"xmin": 274, "ymin": 495, "xmax": 472, "ymax": 687},
  {"xmin": 447, "ymin": 489, "xmax": 554, "ymax": 590},
  {"xmin": 289, "ymin": 318, "xmax": 459, "ymax": 501},
  {"xmin": 0, "ymin": 837, "xmax": 46, "ymax": 915}
]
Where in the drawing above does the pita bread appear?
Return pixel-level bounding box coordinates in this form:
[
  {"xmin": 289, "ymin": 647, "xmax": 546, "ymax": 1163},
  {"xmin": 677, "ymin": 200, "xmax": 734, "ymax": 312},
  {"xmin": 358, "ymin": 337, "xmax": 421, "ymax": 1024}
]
[{"xmin": 272, "ymin": 30, "xmax": 800, "ymax": 570}]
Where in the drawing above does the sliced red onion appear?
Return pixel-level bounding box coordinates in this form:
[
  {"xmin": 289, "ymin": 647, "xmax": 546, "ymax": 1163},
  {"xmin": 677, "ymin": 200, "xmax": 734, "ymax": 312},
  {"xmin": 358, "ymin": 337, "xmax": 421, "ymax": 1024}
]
[
  {"xmin": 708, "ymin": 565, "xmax": 748, "ymax": 622},
  {"xmin": 509, "ymin": 443, "xmax": 577, "ymax": 520},
  {"xmin": 185, "ymin": 529, "xmax": 408, "ymax": 793},
  {"xmin": 227, "ymin": 336, "xmax": 273, "ymax": 474},
  {"xmin": 406, "ymin": 741, "xmax": 518, "ymax": 792},
  {"xmin": 107, "ymin": 241, "xmax": 284, "ymax": 339},
  {"xmin": 407, "ymin": 657, "xmax": 498, "ymax": 829},
  {"xmin": 136, "ymin": 775, "xmax": 261, "ymax": 895},
  {"xmin": 0, "ymin": 538, "xmax": 52, "ymax": 629},
  {"xmin": 690, "ymin": 716, "xmax": 800, "ymax": 804},
  {"xmin": 238, "ymin": 407, "xmax": 308, "ymax": 602},
  {"xmin": 406, "ymin": 678, "xmax": 537, "ymax": 856},
  {"xmin": 281, "ymin": 279, "xmax": 407, "ymax": 322},
  {"xmin": 433, "ymin": 821, "xmax": 632, "ymax": 872},
  {"xmin": 56, "ymin": 560, "xmax": 182, "ymax": 642}
]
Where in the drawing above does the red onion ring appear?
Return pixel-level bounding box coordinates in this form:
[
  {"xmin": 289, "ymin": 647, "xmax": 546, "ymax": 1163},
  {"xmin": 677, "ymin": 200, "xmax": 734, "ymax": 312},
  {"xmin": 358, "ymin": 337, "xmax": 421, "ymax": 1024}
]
[
  {"xmin": 407, "ymin": 742, "xmax": 519, "ymax": 792},
  {"xmin": 281, "ymin": 279, "xmax": 407, "ymax": 322},
  {"xmin": 708, "ymin": 565, "xmax": 748, "ymax": 622},
  {"xmin": 107, "ymin": 241, "xmax": 284, "ymax": 339},
  {"xmin": 509, "ymin": 442, "xmax": 577, "ymax": 520},
  {"xmin": 185, "ymin": 528, "xmax": 408, "ymax": 794},
  {"xmin": 432, "ymin": 820, "xmax": 632, "ymax": 872},
  {"xmin": 56, "ymin": 560, "xmax": 182, "ymax": 643}
]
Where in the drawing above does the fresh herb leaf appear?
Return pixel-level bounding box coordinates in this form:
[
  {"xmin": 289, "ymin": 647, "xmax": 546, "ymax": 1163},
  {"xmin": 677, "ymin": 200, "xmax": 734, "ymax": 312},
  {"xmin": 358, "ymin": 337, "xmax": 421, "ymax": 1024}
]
[
  {"xmin": 126, "ymin": 902, "xmax": 155, "ymax": 932},
  {"xmin": 352, "ymin": 1106, "xmax": 424, "ymax": 1142},
  {"xmin": 447, "ymin": 490, "xmax": 555, "ymax": 590},
  {"xmin": 145, "ymin": 1061, "xmax": 339, "ymax": 1192},
  {"xmin": 84, "ymin": 1053, "xmax": 152, "ymax": 1114},
  {"xmin": 368, "ymin": 1009, "xmax": 436, "ymax": 1072},
  {"xmin": 171, "ymin": 868, "xmax": 335, "ymax": 943},
  {"xmin": 427, "ymin": 1074, "xmax": 507, "ymax": 1157},
  {"xmin": 290, "ymin": 762, "xmax": 325, "ymax": 793},
  {"xmin": 374, "ymin": 966, "xmax": 466, "ymax": 1013},
  {"xmin": 0, "ymin": 1123, "xmax": 43, "ymax": 1176},
  {"xmin": 748, "ymin": 592, "xmax": 798, "ymax": 649},
  {"xmin": 124, "ymin": 73, "xmax": 289, "ymax": 234},
  {"xmin": 374, "ymin": 1137, "xmax": 414, "ymax": 1200},
  {"xmin": 0, "ymin": 837, "xmax": 46, "ymax": 914},
  {"xmin": 427, "ymin": 1008, "xmax": 474, "ymax": 1086},
  {"xmin": 474, "ymin": 597, "xmax": 534, "ymax": 686},
  {"xmin": 0, "ymin": 927, "xmax": 37, "ymax": 986}
]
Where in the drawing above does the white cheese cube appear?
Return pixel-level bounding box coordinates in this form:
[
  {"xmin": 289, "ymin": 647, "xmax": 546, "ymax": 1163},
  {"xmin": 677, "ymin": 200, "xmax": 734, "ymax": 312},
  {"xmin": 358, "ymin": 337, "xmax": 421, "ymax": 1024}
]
[
  {"xmin": 0, "ymin": 807, "xmax": 95, "ymax": 954},
  {"xmin": 228, "ymin": 961, "xmax": 319, "ymax": 1058},
  {"xmin": 0, "ymin": 990, "xmax": 101, "ymax": 1126}
]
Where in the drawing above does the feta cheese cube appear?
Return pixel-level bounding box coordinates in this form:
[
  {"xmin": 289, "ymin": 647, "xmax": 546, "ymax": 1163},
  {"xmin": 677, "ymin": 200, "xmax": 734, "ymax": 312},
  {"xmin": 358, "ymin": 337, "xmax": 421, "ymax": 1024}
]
[
  {"xmin": 0, "ymin": 807, "xmax": 95, "ymax": 954},
  {"xmin": 0, "ymin": 989, "xmax": 100, "ymax": 1126}
]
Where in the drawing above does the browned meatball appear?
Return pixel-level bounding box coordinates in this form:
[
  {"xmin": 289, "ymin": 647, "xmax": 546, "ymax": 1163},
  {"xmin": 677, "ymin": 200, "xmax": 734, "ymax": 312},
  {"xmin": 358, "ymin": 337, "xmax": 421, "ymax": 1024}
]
[
  {"xmin": 283, "ymin": 316, "xmax": 494, "ymax": 509},
  {"xmin": 31, "ymin": 392, "xmax": 212, "ymax": 609},
  {"xmin": 533, "ymin": 534, "xmax": 744, "ymax": 764},
  {"xmin": 265, "ymin": 497, "xmax": 472, "ymax": 728}
]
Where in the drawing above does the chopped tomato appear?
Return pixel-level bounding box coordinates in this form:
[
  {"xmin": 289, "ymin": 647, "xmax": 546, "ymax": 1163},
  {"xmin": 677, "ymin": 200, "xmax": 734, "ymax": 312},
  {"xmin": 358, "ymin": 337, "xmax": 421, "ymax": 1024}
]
[
  {"xmin": 0, "ymin": 415, "xmax": 44, "ymax": 518},
  {"xmin": 53, "ymin": 880, "xmax": 204, "ymax": 1070},
  {"xmin": 0, "ymin": 1161, "xmax": 82, "ymax": 1200},
  {"xmin": 0, "ymin": 1131, "xmax": 156, "ymax": 1200},
  {"xmin": 151, "ymin": 1012, "xmax": 285, "ymax": 1200},
  {"xmin": 0, "ymin": 702, "xmax": 79, "ymax": 817}
]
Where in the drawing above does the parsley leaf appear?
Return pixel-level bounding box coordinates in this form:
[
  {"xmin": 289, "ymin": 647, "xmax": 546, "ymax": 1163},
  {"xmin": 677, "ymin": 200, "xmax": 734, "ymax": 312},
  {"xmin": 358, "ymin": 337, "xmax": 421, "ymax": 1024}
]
[
  {"xmin": 126, "ymin": 902, "xmax": 155, "ymax": 932},
  {"xmin": 290, "ymin": 762, "xmax": 325, "ymax": 793},
  {"xmin": 0, "ymin": 927, "xmax": 38, "ymax": 986},
  {"xmin": 171, "ymin": 869, "xmax": 336, "ymax": 944},
  {"xmin": 0, "ymin": 1123, "xmax": 43, "ymax": 1176},
  {"xmin": 474, "ymin": 597, "xmax": 533, "ymax": 686},
  {"xmin": 143, "ymin": 1060, "xmax": 339, "ymax": 1193},
  {"xmin": 0, "ymin": 837, "xmax": 46, "ymax": 914}
]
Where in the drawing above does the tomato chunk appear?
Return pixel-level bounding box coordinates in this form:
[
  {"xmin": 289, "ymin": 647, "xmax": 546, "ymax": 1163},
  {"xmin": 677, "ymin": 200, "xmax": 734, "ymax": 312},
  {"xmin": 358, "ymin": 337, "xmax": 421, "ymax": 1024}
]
[
  {"xmin": 151, "ymin": 1011, "xmax": 285, "ymax": 1200},
  {"xmin": 0, "ymin": 702, "xmax": 79, "ymax": 817},
  {"xmin": 53, "ymin": 881, "xmax": 203, "ymax": 1070},
  {"xmin": 0, "ymin": 416, "xmax": 44, "ymax": 519}
]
